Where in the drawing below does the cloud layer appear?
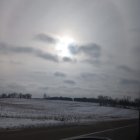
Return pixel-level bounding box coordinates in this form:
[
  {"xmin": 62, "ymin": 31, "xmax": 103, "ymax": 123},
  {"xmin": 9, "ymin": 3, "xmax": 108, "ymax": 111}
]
[
  {"xmin": 0, "ymin": 42, "xmax": 58, "ymax": 62},
  {"xmin": 64, "ymin": 80, "xmax": 76, "ymax": 85},
  {"xmin": 35, "ymin": 33, "xmax": 58, "ymax": 44},
  {"xmin": 35, "ymin": 33, "xmax": 102, "ymax": 63},
  {"xmin": 54, "ymin": 72, "xmax": 66, "ymax": 77}
]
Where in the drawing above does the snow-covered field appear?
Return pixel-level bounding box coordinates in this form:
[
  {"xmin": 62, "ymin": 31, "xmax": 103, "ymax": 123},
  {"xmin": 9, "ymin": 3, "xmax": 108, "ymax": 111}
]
[{"xmin": 0, "ymin": 98, "xmax": 139, "ymax": 129}]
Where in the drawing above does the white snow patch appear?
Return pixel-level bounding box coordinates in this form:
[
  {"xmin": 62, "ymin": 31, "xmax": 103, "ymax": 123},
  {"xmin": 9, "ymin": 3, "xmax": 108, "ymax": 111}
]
[{"xmin": 0, "ymin": 99, "xmax": 139, "ymax": 129}]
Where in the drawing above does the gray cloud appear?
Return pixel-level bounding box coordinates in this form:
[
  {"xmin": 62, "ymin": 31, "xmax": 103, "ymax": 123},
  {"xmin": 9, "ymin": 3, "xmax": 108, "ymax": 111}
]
[
  {"xmin": 0, "ymin": 59, "xmax": 26, "ymax": 65},
  {"xmin": 62, "ymin": 57, "xmax": 73, "ymax": 62},
  {"xmin": 118, "ymin": 65, "xmax": 134, "ymax": 73},
  {"xmin": 64, "ymin": 80, "xmax": 76, "ymax": 85},
  {"xmin": 35, "ymin": 49, "xmax": 58, "ymax": 62},
  {"xmin": 68, "ymin": 43, "xmax": 101, "ymax": 58},
  {"xmin": 80, "ymin": 73, "xmax": 96, "ymax": 80},
  {"xmin": 80, "ymin": 43, "xmax": 101, "ymax": 58},
  {"xmin": 82, "ymin": 58, "xmax": 100, "ymax": 65},
  {"xmin": 35, "ymin": 34, "xmax": 102, "ymax": 59},
  {"xmin": 35, "ymin": 33, "xmax": 58, "ymax": 44},
  {"xmin": 80, "ymin": 72, "xmax": 105, "ymax": 82},
  {"xmin": 133, "ymin": 46, "xmax": 140, "ymax": 53},
  {"xmin": 68, "ymin": 43, "xmax": 79, "ymax": 55},
  {"xmin": 7, "ymin": 83, "xmax": 27, "ymax": 92},
  {"xmin": 0, "ymin": 42, "xmax": 33, "ymax": 54},
  {"xmin": 54, "ymin": 72, "xmax": 66, "ymax": 77},
  {"xmin": 39, "ymin": 86, "xmax": 49, "ymax": 91},
  {"xmin": 120, "ymin": 78, "xmax": 140, "ymax": 86},
  {"xmin": 0, "ymin": 42, "xmax": 58, "ymax": 62},
  {"xmin": 130, "ymin": 28, "xmax": 140, "ymax": 33},
  {"xmin": 34, "ymin": 33, "xmax": 102, "ymax": 63}
]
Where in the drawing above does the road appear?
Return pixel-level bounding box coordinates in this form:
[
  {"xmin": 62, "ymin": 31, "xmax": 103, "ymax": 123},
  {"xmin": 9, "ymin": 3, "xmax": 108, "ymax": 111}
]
[
  {"xmin": 63, "ymin": 123, "xmax": 139, "ymax": 140},
  {"xmin": 89, "ymin": 124, "xmax": 139, "ymax": 140},
  {"xmin": 0, "ymin": 119, "xmax": 139, "ymax": 140}
]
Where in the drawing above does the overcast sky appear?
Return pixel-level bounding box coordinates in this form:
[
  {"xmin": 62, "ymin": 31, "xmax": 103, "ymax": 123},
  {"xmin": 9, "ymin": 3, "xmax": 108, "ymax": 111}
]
[{"xmin": 0, "ymin": 0, "xmax": 140, "ymax": 99}]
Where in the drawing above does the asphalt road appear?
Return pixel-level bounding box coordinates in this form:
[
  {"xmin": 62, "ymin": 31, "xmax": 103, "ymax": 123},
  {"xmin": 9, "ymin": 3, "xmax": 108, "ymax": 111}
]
[
  {"xmin": 89, "ymin": 124, "xmax": 139, "ymax": 140},
  {"xmin": 63, "ymin": 123, "xmax": 139, "ymax": 140},
  {"xmin": 0, "ymin": 119, "xmax": 139, "ymax": 140}
]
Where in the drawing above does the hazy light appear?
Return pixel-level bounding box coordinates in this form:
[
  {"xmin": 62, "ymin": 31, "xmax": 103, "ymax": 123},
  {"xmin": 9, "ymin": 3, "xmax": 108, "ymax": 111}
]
[{"xmin": 55, "ymin": 36, "xmax": 75, "ymax": 57}]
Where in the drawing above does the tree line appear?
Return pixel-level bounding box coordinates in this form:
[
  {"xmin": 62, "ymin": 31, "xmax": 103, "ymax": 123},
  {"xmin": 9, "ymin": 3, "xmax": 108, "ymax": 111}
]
[
  {"xmin": 0, "ymin": 92, "xmax": 32, "ymax": 99},
  {"xmin": 0, "ymin": 92, "xmax": 139, "ymax": 108},
  {"xmin": 43, "ymin": 94, "xmax": 140, "ymax": 108}
]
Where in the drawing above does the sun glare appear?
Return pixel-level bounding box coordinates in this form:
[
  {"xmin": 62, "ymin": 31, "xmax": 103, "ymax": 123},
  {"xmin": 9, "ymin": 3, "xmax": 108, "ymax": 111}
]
[{"xmin": 55, "ymin": 36, "xmax": 75, "ymax": 57}]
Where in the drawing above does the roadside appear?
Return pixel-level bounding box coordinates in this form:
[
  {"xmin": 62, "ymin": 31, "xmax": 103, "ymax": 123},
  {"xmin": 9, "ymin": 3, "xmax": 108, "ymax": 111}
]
[{"xmin": 0, "ymin": 119, "xmax": 139, "ymax": 140}]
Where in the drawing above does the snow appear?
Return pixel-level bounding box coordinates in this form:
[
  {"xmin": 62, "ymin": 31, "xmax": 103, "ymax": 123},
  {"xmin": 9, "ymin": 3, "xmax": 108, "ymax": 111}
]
[
  {"xmin": 0, "ymin": 118, "xmax": 62, "ymax": 129},
  {"xmin": 0, "ymin": 98, "xmax": 139, "ymax": 129}
]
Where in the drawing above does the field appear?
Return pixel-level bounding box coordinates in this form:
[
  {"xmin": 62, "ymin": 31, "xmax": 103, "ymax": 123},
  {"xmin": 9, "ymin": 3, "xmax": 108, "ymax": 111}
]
[{"xmin": 0, "ymin": 98, "xmax": 139, "ymax": 129}]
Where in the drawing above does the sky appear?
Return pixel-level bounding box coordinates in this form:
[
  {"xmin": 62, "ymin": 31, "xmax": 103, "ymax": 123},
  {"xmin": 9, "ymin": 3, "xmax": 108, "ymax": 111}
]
[{"xmin": 0, "ymin": 0, "xmax": 140, "ymax": 99}]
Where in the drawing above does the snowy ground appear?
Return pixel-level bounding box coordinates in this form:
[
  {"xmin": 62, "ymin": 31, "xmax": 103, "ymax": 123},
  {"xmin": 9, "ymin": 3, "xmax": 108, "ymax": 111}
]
[{"xmin": 0, "ymin": 98, "xmax": 139, "ymax": 129}]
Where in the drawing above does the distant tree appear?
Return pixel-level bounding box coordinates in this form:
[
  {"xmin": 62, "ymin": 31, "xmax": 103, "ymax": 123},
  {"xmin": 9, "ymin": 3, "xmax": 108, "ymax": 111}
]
[
  {"xmin": 43, "ymin": 93, "xmax": 47, "ymax": 99},
  {"xmin": 1, "ymin": 93, "xmax": 7, "ymax": 98},
  {"xmin": 25, "ymin": 93, "xmax": 32, "ymax": 99},
  {"xmin": 98, "ymin": 95, "xmax": 108, "ymax": 106},
  {"xmin": 118, "ymin": 96, "xmax": 131, "ymax": 108},
  {"xmin": 19, "ymin": 93, "xmax": 23, "ymax": 98},
  {"xmin": 0, "ymin": 93, "xmax": 32, "ymax": 99}
]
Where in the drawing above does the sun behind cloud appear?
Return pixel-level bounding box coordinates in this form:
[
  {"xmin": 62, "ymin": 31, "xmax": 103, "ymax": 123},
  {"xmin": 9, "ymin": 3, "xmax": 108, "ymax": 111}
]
[{"xmin": 55, "ymin": 36, "xmax": 75, "ymax": 58}]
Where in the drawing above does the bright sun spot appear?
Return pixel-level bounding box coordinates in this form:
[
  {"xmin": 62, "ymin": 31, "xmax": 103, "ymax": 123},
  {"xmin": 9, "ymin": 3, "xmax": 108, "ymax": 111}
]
[{"xmin": 55, "ymin": 36, "xmax": 75, "ymax": 57}]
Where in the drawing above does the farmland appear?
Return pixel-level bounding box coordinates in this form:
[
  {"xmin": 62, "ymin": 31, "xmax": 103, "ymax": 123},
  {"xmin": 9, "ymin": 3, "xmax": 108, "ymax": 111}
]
[{"xmin": 0, "ymin": 98, "xmax": 138, "ymax": 129}]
